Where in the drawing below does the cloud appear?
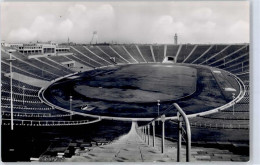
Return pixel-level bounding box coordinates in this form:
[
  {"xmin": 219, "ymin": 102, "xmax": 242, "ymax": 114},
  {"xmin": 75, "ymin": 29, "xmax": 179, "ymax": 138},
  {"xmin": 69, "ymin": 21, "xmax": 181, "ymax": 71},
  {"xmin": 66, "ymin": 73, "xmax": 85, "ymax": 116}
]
[
  {"xmin": 192, "ymin": 8, "xmax": 213, "ymax": 21},
  {"xmin": 228, "ymin": 20, "xmax": 249, "ymax": 42},
  {"xmin": 8, "ymin": 28, "xmax": 37, "ymax": 42},
  {"xmin": 6, "ymin": 4, "xmax": 116, "ymax": 43},
  {"xmin": 2, "ymin": 2, "xmax": 249, "ymax": 44},
  {"xmin": 229, "ymin": 20, "xmax": 249, "ymax": 33}
]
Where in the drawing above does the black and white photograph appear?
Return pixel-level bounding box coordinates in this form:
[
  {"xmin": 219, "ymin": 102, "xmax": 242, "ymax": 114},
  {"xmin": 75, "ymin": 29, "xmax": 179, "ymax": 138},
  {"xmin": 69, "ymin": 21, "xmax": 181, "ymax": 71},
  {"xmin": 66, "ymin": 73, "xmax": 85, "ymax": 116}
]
[{"xmin": 0, "ymin": 0, "xmax": 254, "ymax": 163}]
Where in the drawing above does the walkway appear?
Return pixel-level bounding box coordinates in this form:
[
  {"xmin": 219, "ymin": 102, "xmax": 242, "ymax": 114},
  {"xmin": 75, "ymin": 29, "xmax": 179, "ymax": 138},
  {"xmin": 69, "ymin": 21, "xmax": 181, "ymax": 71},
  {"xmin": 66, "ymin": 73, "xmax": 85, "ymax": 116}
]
[
  {"xmin": 65, "ymin": 122, "xmax": 184, "ymax": 162},
  {"xmin": 64, "ymin": 122, "xmax": 248, "ymax": 162}
]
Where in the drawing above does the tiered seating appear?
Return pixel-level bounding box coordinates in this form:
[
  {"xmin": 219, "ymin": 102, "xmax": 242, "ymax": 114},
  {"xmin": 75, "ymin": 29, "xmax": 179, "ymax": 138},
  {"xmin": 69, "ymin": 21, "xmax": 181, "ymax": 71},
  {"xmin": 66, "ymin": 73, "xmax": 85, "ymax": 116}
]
[
  {"xmin": 1, "ymin": 104, "xmax": 52, "ymax": 112},
  {"xmin": 1, "ymin": 72, "xmax": 56, "ymax": 115},
  {"xmin": 230, "ymin": 66, "xmax": 249, "ymax": 75},
  {"xmin": 1, "ymin": 62, "xmax": 45, "ymax": 81},
  {"xmin": 138, "ymin": 45, "xmax": 154, "ymax": 62},
  {"xmin": 217, "ymin": 47, "xmax": 249, "ymax": 68},
  {"xmin": 209, "ymin": 45, "xmax": 248, "ymax": 67},
  {"xmin": 98, "ymin": 46, "xmax": 127, "ymax": 63},
  {"xmin": 38, "ymin": 57, "xmax": 73, "ymax": 74},
  {"xmin": 1, "ymin": 84, "xmax": 38, "ymax": 96},
  {"xmin": 236, "ymin": 72, "xmax": 249, "ymax": 82},
  {"xmin": 1, "ymin": 73, "xmax": 40, "ymax": 90},
  {"xmin": 151, "ymin": 45, "xmax": 164, "ymax": 63},
  {"xmin": 165, "ymin": 45, "xmax": 179, "ymax": 57},
  {"xmin": 72, "ymin": 46, "xmax": 111, "ymax": 66},
  {"xmin": 222, "ymin": 104, "xmax": 249, "ymax": 113},
  {"xmin": 64, "ymin": 55, "xmax": 95, "ymax": 68},
  {"xmin": 1, "ymin": 51, "xmax": 53, "ymax": 80},
  {"xmin": 192, "ymin": 45, "xmax": 228, "ymax": 64},
  {"xmin": 221, "ymin": 59, "xmax": 249, "ymax": 74},
  {"xmin": 124, "ymin": 45, "xmax": 145, "ymax": 63},
  {"xmin": 2, "ymin": 111, "xmax": 51, "ymax": 117},
  {"xmin": 3, "ymin": 50, "xmax": 60, "ymax": 80},
  {"xmin": 183, "ymin": 45, "xmax": 211, "ymax": 63},
  {"xmin": 110, "ymin": 45, "xmax": 137, "ymax": 63},
  {"xmin": 2, "ymin": 91, "xmax": 39, "ymax": 101},
  {"xmin": 1, "ymin": 80, "xmax": 97, "ymax": 127},
  {"xmin": 205, "ymin": 45, "xmax": 247, "ymax": 67},
  {"xmin": 69, "ymin": 47, "xmax": 102, "ymax": 67},
  {"xmin": 86, "ymin": 46, "xmax": 115, "ymax": 65},
  {"xmin": 222, "ymin": 48, "xmax": 249, "ymax": 76},
  {"xmin": 202, "ymin": 111, "xmax": 249, "ymax": 120},
  {"xmin": 189, "ymin": 116, "xmax": 249, "ymax": 129},
  {"xmin": 176, "ymin": 44, "xmax": 195, "ymax": 63},
  {"xmin": 189, "ymin": 103, "xmax": 249, "ymax": 129},
  {"xmin": 27, "ymin": 58, "xmax": 66, "ymax": 77},
  {"xmin": 238, "ymin": 97, "xmax": 249, "ymax": 104},
  {"xmin": 188, "ymin": 65, "xmax": 249, "ymax": 131}
]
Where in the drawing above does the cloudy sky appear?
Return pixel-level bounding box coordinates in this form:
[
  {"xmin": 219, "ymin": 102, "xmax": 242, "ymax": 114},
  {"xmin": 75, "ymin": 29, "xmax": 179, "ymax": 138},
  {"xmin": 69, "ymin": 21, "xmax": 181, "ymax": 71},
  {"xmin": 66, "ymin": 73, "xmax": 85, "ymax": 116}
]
[{"xmin": 1, "ymin": 1, "xmax": 249, "ymax": 44}]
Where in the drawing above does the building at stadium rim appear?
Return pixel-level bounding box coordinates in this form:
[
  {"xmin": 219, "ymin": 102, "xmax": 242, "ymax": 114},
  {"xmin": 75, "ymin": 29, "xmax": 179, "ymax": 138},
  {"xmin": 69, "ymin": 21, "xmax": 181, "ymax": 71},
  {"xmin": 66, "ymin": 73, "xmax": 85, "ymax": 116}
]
[{"xmin": 1, "ymin": 41, "xmax": 71, "ymax": 56}]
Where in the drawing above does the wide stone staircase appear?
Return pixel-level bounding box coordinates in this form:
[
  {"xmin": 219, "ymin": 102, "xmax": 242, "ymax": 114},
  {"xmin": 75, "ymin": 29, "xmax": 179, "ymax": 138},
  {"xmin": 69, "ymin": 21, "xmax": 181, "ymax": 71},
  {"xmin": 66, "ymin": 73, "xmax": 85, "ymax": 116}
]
[{"xmin": 63, "ymin": 122, "xmax": 248, "ymax": 162}]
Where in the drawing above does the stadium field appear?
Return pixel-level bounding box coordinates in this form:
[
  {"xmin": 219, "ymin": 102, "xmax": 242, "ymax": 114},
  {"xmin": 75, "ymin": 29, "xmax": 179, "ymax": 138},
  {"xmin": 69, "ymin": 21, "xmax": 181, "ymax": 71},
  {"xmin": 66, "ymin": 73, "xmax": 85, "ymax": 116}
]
[{"xmin": 43, "ymin": 63, "xmax": 238, "ymax": 118}]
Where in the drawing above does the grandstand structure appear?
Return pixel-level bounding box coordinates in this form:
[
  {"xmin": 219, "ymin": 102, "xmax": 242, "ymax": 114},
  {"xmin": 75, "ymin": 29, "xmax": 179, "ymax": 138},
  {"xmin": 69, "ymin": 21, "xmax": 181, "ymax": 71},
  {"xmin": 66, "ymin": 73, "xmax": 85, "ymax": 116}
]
[{"xmin": 1, "ymin": 42, "xmax": 249, "ymax": 162}]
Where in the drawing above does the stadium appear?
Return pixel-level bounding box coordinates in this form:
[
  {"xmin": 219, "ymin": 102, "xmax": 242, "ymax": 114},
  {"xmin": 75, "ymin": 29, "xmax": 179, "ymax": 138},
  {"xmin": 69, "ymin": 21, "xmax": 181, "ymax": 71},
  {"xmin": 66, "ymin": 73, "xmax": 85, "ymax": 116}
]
[
  {"xmin": 1, "ymin": 1, "xmax": 252, "ymax": 163},
  {"xmin": 1, "ymin": 41, "xmax": 250, "ymax": 162}
]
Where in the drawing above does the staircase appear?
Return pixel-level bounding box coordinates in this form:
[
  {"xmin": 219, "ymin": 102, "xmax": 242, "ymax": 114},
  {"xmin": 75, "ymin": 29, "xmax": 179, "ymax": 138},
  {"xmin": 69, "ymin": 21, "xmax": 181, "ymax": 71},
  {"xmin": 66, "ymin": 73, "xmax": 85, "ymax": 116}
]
[
  {"xmin": 64, "ymin": 122, "xmax": 179, "ymax": 162},
  {"xmin": 63, "ymin": 122, "xmax": 248, "ymax": 162}
]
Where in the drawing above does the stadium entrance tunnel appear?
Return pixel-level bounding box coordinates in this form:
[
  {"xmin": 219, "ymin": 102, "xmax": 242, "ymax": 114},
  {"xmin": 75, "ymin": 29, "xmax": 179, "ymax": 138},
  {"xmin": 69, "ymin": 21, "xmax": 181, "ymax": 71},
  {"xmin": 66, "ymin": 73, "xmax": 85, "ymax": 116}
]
[{"xmin": 42, "ymin": 63, "xmax": 243, "ymax": 118}]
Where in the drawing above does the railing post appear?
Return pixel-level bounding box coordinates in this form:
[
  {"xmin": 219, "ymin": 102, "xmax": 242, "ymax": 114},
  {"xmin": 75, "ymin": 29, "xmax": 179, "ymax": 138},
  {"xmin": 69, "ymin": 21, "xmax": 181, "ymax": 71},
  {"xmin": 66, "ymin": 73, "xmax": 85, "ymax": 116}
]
[
  {"xmin": 144, "ymin": 126, "xmax": 146, "ymax": 142},
  {"xmin": 142, "ymin": 127, "xmax": 144, "ymax": 140},
  {"xmin": 143, "ymin": 127, "xmax": 145, "ymax": 140},
  {"xmin": 177, "ymin": 112, "xmax": 182, "ymax": 162},
  {"xmin": 161, "ymin": 115, "xmax": 165, "ymax": 154},
  {"xmin": 146, "ymin": 126, "xmax": 149, "ymax": 144},
  {"xmin": 186, "ymin": 123, "xmax": 191, "ymax": 162},
  {"xmin": 152, "ymin": 121, "xmax": 155, "ymax": 147},
  {"xmin": 148, "ymin": 125, "xmax": 150, "ymax": 145},
  {"xmin": 70, "ymin": 96, "xmax": 73, "ymax": 120}
]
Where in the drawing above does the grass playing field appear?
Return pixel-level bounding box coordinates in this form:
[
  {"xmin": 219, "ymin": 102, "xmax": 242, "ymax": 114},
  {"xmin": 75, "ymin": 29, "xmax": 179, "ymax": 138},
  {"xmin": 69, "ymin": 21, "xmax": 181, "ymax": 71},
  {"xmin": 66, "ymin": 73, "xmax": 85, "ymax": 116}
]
[{"xmin": 74, "ymin": 64, "xmax": 197, "ymax": 103}]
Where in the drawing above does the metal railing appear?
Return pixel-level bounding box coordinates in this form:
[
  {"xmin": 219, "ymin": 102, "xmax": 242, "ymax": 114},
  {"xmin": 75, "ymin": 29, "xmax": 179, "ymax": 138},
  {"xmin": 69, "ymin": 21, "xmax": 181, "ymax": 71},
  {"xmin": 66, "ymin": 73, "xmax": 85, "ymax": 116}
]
[
  {"xmin": 136, "ymin": 103, "xmax": 191, "ymax": 162},
  {"xmin": 1, "ymin": 117, "xmax": 101, "ymax": 126},
  {"xmin": 175, "ymin": 103, "xmax": 191, "ymax": 162}
]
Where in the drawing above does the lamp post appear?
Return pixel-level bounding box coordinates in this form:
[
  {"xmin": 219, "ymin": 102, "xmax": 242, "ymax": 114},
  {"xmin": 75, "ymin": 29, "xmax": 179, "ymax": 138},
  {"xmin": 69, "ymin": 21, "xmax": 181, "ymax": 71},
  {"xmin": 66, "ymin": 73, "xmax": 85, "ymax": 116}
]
[
  {"xmin": 7, "ymin": 50, "xmax": 16, "ymax": 130},
  {"xmin": 232, "ymin": 93, "xmax": 236, "ymax": 115},
  {"xmin": 157, "ymin": 100, "xmax": 160, "ymax": 125},
  {"xmin": 22, "ymin": 86, "xmax": 25, "ymax": 105},
  {"xmin": 70, "ymin": 96, "xmax": 73, "ymax": 120},
  {"xmin": 157, "ymin": 45, "xmax": 159, "ymax": 63}
]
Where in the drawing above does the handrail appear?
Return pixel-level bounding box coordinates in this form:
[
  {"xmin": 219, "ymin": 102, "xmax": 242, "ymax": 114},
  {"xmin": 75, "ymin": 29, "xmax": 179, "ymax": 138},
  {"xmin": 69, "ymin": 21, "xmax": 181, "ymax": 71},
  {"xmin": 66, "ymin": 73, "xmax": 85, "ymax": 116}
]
[
  {"xmin": 2, "ymin": 117, "xmax": 101, "ymax": 126},
  {"xmin": 174, "ymin": 103, "xmax": 191, "ymax": 162},
  {"xmin": 136, "ymin": 103, "xmax": 191, "ymax": 162},
  {"xmin": 142, "ymin": 103, "xmax": 176, "ymax": 126},
  {"xmin": 1, "ymin": 111, "xmax": 72, "ymax": 118}
]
